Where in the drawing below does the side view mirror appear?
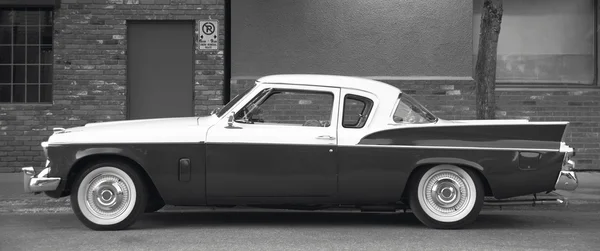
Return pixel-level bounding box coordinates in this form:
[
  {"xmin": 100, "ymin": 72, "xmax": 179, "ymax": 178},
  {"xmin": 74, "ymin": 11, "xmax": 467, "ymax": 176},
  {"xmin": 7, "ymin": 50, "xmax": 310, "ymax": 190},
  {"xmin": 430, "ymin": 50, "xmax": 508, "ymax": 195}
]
[
  {"xmin": 227, "ymin": 112, "xmax": 235, "ymax": 127},
  {"xmin": 225, "ymin": 112, "xmax": 242, "ymax": 129}
]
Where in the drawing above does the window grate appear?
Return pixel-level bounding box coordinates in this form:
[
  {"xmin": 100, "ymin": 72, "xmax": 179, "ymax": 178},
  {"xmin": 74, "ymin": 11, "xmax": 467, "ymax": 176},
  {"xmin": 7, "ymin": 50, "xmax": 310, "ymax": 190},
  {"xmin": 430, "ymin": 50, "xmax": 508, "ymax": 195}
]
[{"xmin": 0, "ymin": 7, "xmax": 53, "ymax": 104}]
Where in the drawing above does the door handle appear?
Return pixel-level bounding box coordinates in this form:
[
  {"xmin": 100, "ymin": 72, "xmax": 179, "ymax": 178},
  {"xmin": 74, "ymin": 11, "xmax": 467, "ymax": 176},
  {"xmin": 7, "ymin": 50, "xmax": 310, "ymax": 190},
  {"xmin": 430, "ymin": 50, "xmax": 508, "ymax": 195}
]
[{"xmin": 316, "ymin": 135, "xmax": 336, "ymax": 140}]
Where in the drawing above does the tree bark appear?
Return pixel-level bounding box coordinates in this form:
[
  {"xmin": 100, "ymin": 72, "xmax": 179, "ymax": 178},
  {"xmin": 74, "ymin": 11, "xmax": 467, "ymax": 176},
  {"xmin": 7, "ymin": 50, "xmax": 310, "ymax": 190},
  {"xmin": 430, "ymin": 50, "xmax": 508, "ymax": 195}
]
[{"xmin": 475, "ymin": 0, "xmax": 503, "ymax": 119}]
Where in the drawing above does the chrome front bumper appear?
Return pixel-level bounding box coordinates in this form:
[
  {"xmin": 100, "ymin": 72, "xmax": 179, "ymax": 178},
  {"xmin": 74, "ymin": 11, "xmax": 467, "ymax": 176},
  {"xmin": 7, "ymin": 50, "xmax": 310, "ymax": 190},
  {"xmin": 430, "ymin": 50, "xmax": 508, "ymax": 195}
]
[{"xmin": 22, "ymin": 167, "xmax": 61, "ymax": 193}]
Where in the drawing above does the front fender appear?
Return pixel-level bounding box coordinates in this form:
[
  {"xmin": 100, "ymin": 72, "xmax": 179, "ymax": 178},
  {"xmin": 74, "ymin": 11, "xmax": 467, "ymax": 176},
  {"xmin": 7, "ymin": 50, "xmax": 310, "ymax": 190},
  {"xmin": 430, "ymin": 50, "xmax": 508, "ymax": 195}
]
[
  {"xmin": 73, "ymin": 146, "xmax": 148, "ymax": 169},
  {"xmin": 46, "ymin": 143, "xmax": 207, "ymax": 205},
  {"xmin": 45, "ymin": 145, "xmax": 150, "ymax": 198}
]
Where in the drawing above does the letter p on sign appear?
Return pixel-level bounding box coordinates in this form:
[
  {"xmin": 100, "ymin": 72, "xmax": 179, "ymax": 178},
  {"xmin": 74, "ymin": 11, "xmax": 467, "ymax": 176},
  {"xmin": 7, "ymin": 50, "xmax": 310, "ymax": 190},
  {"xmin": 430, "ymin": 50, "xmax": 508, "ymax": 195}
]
[{"xmin": 197, "ymin": 20, "xmax": 219, "ymax": 50}]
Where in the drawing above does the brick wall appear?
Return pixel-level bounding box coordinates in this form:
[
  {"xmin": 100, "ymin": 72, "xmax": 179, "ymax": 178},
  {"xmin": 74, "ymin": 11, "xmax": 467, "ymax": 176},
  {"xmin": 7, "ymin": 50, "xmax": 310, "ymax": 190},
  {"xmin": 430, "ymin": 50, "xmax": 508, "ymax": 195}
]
[
  {"xmin": 232, "ymin": 78, "xmax": 600, "ymax": 171},
  {"xmin": 1, "ymin": 0, "xmax": 598, "ymax": 173},
  {"xmin": 0, "ymin": 0, "xmax": 225, "ymax": 172}
]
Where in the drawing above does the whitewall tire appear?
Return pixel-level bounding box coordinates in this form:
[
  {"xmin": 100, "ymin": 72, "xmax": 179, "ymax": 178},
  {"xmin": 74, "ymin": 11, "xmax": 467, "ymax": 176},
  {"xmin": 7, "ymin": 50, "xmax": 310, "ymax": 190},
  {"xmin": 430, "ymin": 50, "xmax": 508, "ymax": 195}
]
[
  {"xmin": 409, "ymin": 164, "xmax": 484, "ymax": 229},
  {"xmin": 71, "ymin": 161, "xmax": 147, "ymax": 230}
]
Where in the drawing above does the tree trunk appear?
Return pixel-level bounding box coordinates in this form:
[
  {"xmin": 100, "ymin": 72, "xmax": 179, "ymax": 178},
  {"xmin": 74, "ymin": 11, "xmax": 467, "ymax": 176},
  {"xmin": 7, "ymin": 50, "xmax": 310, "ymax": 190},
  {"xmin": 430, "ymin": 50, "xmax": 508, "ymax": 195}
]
[{"xmin": 475, "ymin": 0, "xmax": 503, "ymax": 119}]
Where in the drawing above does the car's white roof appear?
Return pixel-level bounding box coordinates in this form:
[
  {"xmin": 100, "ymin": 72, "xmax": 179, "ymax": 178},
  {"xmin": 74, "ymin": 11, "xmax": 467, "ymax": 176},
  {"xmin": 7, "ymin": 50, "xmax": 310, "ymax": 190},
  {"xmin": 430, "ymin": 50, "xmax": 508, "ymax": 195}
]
[{"xmin": 256, "ymin": 74, "xmax": 402, "ymax": 95}]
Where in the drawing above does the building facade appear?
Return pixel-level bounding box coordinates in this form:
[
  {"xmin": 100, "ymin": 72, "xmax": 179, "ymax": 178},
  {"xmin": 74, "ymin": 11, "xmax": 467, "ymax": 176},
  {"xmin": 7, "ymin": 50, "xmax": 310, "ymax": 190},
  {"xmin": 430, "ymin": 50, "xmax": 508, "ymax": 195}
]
[{"xmin": 0, "ymin": 0, "xmax": 599, "ymax": 172}]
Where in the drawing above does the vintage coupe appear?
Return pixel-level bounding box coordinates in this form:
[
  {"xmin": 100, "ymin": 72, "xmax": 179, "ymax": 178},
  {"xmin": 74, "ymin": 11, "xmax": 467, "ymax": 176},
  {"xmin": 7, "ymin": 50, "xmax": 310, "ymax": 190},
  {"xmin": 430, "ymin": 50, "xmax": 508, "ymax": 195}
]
[{"xmin": 23, "ymin": 74, "xmax": 578, "ymax": 230}]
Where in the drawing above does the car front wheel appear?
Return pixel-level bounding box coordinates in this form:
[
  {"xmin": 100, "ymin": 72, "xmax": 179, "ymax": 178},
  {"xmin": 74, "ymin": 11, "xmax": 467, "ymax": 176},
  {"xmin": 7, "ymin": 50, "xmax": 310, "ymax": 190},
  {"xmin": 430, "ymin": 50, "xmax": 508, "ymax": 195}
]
[
  {"xmin": 71, "ymin": 161, "xmax": 147, "ymax": 230},
  {"xmin": 409, "ymin": 164, "xmax": 484, "ymax": 229}
]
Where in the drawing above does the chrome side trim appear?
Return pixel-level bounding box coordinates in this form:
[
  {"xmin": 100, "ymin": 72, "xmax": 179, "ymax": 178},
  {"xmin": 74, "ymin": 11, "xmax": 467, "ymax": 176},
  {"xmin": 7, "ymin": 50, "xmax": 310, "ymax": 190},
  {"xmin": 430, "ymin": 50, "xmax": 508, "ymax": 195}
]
[
  {"xmin": 386, "ymin": 120, "xmax": 569, "ymax": 128},
  {"xmin": 555, "ymin": 171, "xmax": 578, "ymax": 191},
  {"xmin": 484, "ymin": 198, "xmax": 565, "ymax": 207},
  {"xmin": 22, "ymin": 167, "xmax": 61, "ymax": 193},
  {"xmin": 353, "ymin": 144, "xmax": 558, "ymax": 152}
]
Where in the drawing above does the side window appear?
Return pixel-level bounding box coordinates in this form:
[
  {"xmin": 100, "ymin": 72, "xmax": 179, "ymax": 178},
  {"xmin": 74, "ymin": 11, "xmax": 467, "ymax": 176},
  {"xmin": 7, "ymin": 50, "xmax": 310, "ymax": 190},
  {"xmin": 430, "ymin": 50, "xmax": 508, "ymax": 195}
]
[
  {"xmin": 392, "ymin": 94, "xmax": 437, "ymax": 124},
  {"xmin": 234, "ymin": 89, "xmax": 334, "ymax": 127},
  {"xmin": 342, "ymin": 94, "xmax": 373, "ymax": 128}
]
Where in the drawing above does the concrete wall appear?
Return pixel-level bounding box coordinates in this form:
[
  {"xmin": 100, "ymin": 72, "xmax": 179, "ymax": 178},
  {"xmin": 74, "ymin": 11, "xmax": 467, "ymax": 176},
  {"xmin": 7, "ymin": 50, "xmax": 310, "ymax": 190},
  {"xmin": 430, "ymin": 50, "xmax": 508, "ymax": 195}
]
[
  {"xmin": 473, "ymin": 0, "xmax": 595, "ymax": 83},
  {"xmin": 231, "ymin": 0, "xmax": 473, "ymax": 77},
  {"xmin": 0, "ymin": 0, "xmax": 225, "ymax": 172}
]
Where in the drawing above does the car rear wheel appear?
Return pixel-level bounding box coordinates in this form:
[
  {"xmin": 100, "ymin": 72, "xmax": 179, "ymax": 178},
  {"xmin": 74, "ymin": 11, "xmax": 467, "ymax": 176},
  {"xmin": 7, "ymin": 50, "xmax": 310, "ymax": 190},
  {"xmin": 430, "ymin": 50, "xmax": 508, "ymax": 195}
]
[
  {"xmin": 409, "ymin": 164, "xmax": 484, "ymax": 229},
  {"xmin": 71, "ymin": 161, "xmax": 147, "ymax": 230}
]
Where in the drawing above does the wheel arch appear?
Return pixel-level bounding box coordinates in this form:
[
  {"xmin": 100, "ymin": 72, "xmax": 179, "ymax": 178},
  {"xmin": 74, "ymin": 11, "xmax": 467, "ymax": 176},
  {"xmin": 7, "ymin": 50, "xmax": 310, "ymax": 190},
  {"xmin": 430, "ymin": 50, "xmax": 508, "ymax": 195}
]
[
  {"xmin": 64, "ymin": 153, "xmax": 163, "ymax": 203},
  {"xmin": 401, "ymin": 158, "xmax": 494, "ymax": 200}
]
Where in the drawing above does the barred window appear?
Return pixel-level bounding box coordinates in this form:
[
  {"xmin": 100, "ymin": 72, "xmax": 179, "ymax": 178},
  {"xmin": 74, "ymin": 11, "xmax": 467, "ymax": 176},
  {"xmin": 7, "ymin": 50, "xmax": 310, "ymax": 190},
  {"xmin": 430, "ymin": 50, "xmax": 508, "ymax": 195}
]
[{"xmin": 0, "ymin": 8, "xmax": 53, "ymax": 103}]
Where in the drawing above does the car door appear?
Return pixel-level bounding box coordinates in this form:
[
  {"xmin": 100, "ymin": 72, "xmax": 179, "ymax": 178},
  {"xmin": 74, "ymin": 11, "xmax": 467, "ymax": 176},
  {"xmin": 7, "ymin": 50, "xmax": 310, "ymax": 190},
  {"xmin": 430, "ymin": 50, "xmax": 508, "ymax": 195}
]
[{"xmin": 205, "ymin": 83, "xmax": 340, "ymax": 200}]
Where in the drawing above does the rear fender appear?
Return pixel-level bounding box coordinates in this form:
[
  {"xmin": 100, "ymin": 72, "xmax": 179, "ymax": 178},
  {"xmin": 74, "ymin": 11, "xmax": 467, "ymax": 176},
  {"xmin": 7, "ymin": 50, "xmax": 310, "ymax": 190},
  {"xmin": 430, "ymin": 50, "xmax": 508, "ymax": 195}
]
[{"xmin": 415, "ymin": 157, "xmax": 484, "ymax": 172}]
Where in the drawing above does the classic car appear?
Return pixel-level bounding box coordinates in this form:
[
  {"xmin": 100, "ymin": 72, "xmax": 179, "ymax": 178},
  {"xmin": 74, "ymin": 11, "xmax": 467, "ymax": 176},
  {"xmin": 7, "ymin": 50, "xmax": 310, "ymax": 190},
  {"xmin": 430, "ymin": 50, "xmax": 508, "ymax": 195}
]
[{"xmin": 22, "ymin": 74, "xmax": 578, "ymax": 230}]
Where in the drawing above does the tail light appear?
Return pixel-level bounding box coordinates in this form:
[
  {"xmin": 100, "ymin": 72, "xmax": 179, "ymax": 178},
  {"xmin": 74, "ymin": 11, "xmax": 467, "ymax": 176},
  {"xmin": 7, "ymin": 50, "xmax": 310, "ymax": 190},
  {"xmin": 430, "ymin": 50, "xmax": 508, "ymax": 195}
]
[{"xmin": 560, "ymin": 142, "xmax": 575, "ymax": 171}]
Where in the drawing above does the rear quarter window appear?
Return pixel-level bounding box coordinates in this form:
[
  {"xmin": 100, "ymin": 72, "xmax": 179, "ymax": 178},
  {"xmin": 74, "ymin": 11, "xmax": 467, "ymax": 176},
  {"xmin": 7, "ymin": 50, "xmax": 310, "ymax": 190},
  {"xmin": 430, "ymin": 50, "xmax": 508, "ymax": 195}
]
[{"xmin": 342, "ymin": 94, "xmax": 373, "ymax": 128}]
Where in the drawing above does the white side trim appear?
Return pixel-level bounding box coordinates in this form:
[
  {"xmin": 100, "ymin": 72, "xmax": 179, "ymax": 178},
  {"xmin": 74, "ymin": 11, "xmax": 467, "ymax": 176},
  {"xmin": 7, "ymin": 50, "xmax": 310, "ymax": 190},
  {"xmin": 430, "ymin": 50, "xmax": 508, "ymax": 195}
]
[
  {"xmin": 387, "ymin": 119, "xmax": 569, "ymax": 128},
  {"xmin": 353, "ymin": 144, "xmax": 559, "ymax": 152}
]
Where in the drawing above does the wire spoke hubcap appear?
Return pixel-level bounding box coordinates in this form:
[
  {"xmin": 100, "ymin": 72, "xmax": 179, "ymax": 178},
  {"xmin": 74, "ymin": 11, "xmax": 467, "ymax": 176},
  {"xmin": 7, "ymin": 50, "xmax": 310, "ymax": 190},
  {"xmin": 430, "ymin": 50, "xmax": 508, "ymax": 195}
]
[
  {"xmin": 85, "ymin": 173, "xmax": 131, "ymax": 220},
  {"xmin": 432, "ymin": 181, "xmax": 459, "ymax": 207},
  {"xmin": 423, "ymin": 170, "xmax": 470, "ymax": 217}
]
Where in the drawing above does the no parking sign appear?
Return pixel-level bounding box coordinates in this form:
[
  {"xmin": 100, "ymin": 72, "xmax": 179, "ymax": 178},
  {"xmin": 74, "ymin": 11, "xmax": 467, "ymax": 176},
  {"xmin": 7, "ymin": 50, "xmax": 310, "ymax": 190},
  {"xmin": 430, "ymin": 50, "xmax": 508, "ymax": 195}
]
[{"xmin": 197, "ymin": 20, "xmax": 219, "ymax": 50}]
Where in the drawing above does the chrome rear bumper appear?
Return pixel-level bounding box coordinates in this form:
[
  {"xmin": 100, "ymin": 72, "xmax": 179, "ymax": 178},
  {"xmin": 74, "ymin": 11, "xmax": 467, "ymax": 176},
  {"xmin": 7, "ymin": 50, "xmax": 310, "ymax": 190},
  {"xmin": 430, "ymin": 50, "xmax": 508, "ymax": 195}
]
[
  {"xmin": 555, "ymin": 170, "xmax": 578, "ymax": 191},
  {"xmin": 22, "ymin": 167, "xmax": 61, "ymax": 193}
]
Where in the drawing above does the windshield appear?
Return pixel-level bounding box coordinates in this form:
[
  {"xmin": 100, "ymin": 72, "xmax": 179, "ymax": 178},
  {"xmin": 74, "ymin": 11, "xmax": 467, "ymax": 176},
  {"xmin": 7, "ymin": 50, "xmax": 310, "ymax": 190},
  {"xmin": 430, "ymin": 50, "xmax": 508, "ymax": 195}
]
[
  {"xmin": 215, "ymin": 84, "xmax": 256, "ymax": 117},
  {"xmin": 392, "ymin": 93, "xmax": 438, "ymax": 124}
]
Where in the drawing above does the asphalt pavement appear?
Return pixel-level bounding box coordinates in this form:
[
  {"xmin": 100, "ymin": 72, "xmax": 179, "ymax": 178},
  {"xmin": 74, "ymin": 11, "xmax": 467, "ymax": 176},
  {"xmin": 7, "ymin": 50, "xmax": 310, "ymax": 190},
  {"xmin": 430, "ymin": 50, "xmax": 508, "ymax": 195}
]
[
  {"xmin": 1, "ymin": 171, "xmax": 600, "ymax": 250},
  {"xmin": 1, "ymin": 209, "xmax": 600, "ymax": 251}
]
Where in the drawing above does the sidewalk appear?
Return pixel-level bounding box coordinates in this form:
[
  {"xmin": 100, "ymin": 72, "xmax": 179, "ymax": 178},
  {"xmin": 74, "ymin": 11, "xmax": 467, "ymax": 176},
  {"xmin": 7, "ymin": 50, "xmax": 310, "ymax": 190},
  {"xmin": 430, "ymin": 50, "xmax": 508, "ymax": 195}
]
[
  {"xmin": 554, "ymin": 172, "xmax": 600, "ymax": 202},
  {"xmin": 1, "ymin": 171, "xmax": 599, "ymax": 213}
]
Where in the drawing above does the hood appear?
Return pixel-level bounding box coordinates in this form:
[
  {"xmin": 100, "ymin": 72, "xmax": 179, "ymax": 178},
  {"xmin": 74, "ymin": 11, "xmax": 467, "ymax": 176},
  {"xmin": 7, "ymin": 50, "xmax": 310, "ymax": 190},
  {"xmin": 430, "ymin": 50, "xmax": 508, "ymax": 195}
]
[
  {"xmin": 48, "ymin": 116, "xmax": 219, "ymax": 145},
  {"xmin": 81, "ymin": 116, "xmax": 208, "ymax": 130}
]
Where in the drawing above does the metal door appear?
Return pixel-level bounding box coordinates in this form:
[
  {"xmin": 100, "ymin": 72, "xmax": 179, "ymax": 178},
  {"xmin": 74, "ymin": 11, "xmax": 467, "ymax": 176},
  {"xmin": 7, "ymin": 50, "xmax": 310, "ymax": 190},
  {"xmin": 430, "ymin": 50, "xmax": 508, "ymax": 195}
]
[
  {"xmin": 205, "ymin": 84, "xmax": 341, "ymax": 200},
  {"xmin": 127, "ymin": 21, "xmax": 194, "ymax": 120}
]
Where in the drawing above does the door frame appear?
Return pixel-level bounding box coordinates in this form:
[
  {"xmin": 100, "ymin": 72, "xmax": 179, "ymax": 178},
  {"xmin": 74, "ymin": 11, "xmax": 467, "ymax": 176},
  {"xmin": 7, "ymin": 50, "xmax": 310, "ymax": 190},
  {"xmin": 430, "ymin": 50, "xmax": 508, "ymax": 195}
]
[
  {"xmin": 204, "ymin": 83, "xmax": 342, "ymax": 200},
  {"xmin": 206, "ymin": 83, "xmax": 341, "ymax": 144},
  {"xmin": 125, "ymin": 20, "xmax": 196, "ymax": 120}
]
